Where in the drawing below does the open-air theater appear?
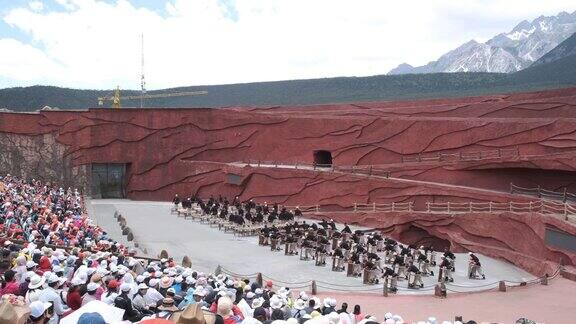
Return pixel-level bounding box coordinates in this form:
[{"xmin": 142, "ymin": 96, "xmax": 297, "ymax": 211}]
[{"xmin": 1, "ymin": 87, "xmax": 576, "ymax": 323}]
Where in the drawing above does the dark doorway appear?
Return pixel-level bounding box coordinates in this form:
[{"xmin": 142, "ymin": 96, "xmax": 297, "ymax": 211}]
[
  {"xmin": 398, "ymin": 225, "xmax": 451, "ymax": 251},
  {"xmin": 91, "ymin": 163, "xmax": 127, "ymax": 198},
  {"xmin": 313, "ymin": 150, "xmax": 333, "ymax": 167}
]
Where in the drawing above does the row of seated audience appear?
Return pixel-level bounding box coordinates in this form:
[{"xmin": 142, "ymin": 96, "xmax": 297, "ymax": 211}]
[{"xmin": 0, "ymin": 174, "xmax": 532, "ymax": 324}]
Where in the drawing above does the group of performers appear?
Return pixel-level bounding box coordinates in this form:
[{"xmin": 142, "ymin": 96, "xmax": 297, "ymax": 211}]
[
  {"xmin": 175, "ymin": 195, "xmax": 300, "ymax": 225},
  {"xmin": 172, "ymin": 195, "xmax": 486, "ymax": 291}
]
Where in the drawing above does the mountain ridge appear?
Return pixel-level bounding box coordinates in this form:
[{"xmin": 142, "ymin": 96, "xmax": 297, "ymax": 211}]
[
  {"xmin": 2, "ymin": 37, "xmax": 576, "ymax": 112},
  {"xmin": 389, "ymin": 10, "xmax": 576, "ymax": 75}
]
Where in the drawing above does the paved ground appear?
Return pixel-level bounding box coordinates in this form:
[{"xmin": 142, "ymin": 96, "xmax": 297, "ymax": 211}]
[
  {"xmin": 89, "ymin": 199, "xmax": 536, "ymax": 295},
  {"xmin": 318, "ymin": 277, "xmax": 576, "ymax": 323}
]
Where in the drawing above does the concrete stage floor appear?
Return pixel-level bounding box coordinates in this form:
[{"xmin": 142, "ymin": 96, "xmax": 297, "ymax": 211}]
[{"xmin": 89, "ymin": 199, "xmax": 536, "ymax": 295}]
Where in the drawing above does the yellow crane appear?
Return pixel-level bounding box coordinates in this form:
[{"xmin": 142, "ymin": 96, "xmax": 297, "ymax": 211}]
[
  {"xmin": 97, "ymin": 86, "xmax": 208, "ymax": 109},
  {"xmin": 98, "ymin": 35, "xmax": 208, "ymax": 108}
]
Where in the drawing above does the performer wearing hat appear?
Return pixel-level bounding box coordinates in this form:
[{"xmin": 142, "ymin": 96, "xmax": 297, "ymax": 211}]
[
  {"xmin": 363, "ymin": 259, "xmax": 379, "ymax": 284},
  {"xmin": 382, "ymin": 266, "xmax": 398, "ymax": 293},
  {"xmin": 350, "ymin": 252, "xmax": 362, "ymax": 277},
  {"xmin": 315, "ymin": 244, "xmax": 327, "ymax": 266},
  {"xmin": 468, "ymin": 252, "xmax": 486, "ymax": 279},
  {"xmin": 393, "ymin": 254, "xmax": 407, "ymax": 280},
  {"xmin": 443, "ymin": 248, "xmax": 456, "ymax": 272},
  {"xmin": 439, "ymin": 256, "xmax": 453, "ymax": 282},
  {"xmin": 417, "ymin": 252, "xmax": 434, "ymax": 276},
  {"xmin": 407, "ymin": 263, "xmax": 424, "ymax": 289},
  {"xmin": 332, "ymin": 248, "xmax": 346, "ymax": 271},
  {"xmin": 172, "ymin": 194, "xmax": 181, "ymax": 209}
]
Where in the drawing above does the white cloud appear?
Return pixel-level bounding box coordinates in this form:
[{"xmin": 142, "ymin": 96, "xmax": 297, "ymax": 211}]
[
  {"xmin": 29, "ymin": 1, "xmax": 44, "ymax": 12},
  {"xmin": 0, "ymin": 38, "xmax": 62, "ymax": 81},
  {"xmin": 0, "ymin": 0, "xmax": 575, "ymax": 89}
]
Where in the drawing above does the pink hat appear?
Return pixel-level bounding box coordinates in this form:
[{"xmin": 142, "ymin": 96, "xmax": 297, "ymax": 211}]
[{"xmin": 159, "ymin": 276, "xmax": 174, "ymax": 289}]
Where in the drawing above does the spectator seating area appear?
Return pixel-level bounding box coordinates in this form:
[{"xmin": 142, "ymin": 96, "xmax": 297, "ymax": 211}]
[{"xmin": 0, "ymin": 175, "xmax": 537, "ymax": 324}]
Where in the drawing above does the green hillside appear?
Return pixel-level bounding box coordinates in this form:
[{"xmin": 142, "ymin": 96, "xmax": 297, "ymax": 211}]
[
  {"xmin": 1, "ymin": 59, "xmax": 576, "ymax": 112},
  {"xmin": 511, "ymin": 54, "xmax": 576, "ymax": 86}
]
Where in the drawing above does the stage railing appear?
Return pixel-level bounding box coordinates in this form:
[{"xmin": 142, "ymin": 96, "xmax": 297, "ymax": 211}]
[
  {"xmin": 217, "ymin": 264, "xmax": 562, "ymax": 296},
  {"xmin": 286, "ymin": 200, "xmax": 576, "ymax": 223}
]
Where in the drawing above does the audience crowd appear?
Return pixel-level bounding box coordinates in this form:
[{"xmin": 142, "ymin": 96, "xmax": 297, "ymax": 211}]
[{"xmin": 0, "ymin": 175, "xmax": 535, "ymax": 324}]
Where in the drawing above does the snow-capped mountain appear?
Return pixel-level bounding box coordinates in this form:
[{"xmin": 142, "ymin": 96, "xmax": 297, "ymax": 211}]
[{"xmin": 388, "ymin": 11, "xmax": 576, "ymax": 75}]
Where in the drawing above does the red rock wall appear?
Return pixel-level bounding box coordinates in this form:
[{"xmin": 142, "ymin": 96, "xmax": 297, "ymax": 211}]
[
  {"xmin": 2, "ymin": 106, "xmax": 576, "ymax": 196},
  {"xmin": 128, "ymin": 162, "xmax": 531, "ymax": 206},
  {"xmin": 2, "ymin": 87, "xmax": 576, "ymax": 275}
]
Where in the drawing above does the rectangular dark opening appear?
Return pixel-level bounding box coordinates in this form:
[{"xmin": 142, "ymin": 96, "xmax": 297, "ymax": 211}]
[
  {"xmin": 313, "ymin": 150, "xmax": 333, "ymax": 167},
  {"xmin": 91, "ymin": 163, "xmax": 127, "ymax": 199}
]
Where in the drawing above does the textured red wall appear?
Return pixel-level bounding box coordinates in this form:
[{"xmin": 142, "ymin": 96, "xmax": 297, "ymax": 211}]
[
  {"xmin": 2, "ymin": 88, "xmax": 576, "ymax": 197},
  {"xmin": 2, "ymin": 87, "xmax": 576, "ymax": 275}
]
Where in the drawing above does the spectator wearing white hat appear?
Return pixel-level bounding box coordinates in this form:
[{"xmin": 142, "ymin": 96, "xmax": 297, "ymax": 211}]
[
  {"xmin": 172, "ymin": 275, "xmax": 184, "ymax": 295},
  {"xmin": 120, "ymin": 272, "xmax": 138, "ymax": 299},
  {"xmin": 25, "ymin": 274, "xmax": 45, "ymax": 304},
  {"xmin": 28, "ymin": 301, "xmax": 53, "ymax": 324},
  {"xmin": 145, "ymin": 278, "xmax": 164, "ymax": 306},
  {"xmin": 193, "ymin": 288, "xmax": 209, "ymax": 308},
  {"xmin": 291, "ymin": 298, "xmax": 307, "ymax": 319},
  {"xmin": 114, "ymin": 283, "xmax": 144, "ymax": 322},
  {"xmin": 133, "ymin": 283, "xmax": 154, "ymax": 315},
  {"xmin": 38, "ymin": 273, "xmax": 69, "ymax": 324},
  {"xmin": 82, "ymin": 282, "xmax": 100, "ymax": 306},
  {"xmin": 322, "ymin": 297, "xmax": 337, "ymax": 315},
  {"xmin": 26, "ymin": 260, "xmax": 38, "ymax": 273}
]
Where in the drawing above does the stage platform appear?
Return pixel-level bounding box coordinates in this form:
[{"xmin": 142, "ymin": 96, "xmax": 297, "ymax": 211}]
[{"xmin": 89, "ymin": 199, "xmax": 536, "ymax": 295}]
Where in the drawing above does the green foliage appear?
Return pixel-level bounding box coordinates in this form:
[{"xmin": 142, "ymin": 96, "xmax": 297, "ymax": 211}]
[
  {"xmin": 508, "ymin": 55, "xmax": 576, "ymax": 86},
  {"xmin": 0, "ymin": 58, "xmax": 575, "ymax": 112}
]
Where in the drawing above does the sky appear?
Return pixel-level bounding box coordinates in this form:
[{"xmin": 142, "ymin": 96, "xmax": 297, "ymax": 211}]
[{"xmin": 0, "ymin": 0, "xmax": 575, "ymax": 90}]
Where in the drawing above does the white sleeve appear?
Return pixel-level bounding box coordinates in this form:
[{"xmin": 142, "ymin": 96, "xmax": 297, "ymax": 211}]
[{"xmin": 47, "ymin": 290, "xmax": 69, "ymax": 315}]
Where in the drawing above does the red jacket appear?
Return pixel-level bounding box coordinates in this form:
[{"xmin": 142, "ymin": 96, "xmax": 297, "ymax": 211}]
[
  {"xmin": 66, "ymin": 290, "xmax": 82, "ymax": 310},
  {"xmin": 38, "ymin": 256, "xmax": 52, "ymax": 272},
  {"xmin": 0, "ymin": 281, "xmax": 20, "ymax": 296}
]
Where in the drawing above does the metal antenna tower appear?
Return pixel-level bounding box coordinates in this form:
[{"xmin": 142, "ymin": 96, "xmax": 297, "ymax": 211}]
[{"xmin": 140, "ymin": 33, "xmax": 146, "ymax": 108}]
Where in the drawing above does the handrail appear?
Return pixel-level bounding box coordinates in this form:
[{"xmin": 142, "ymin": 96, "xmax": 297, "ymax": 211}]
[
  {"xmin": 511, "ymin": 183, "xmax": 576, "ymax": 203},
  {"xmin": 402, "ymin": 147, "xmax": 519, "ymax": 163},
  {"xmin": 288, "ymin": 199, "xmax": 575, "ymax": 223},
  {"xmin": 241, "ymin": 161, "xmax": 391, "ymax": 178}
]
